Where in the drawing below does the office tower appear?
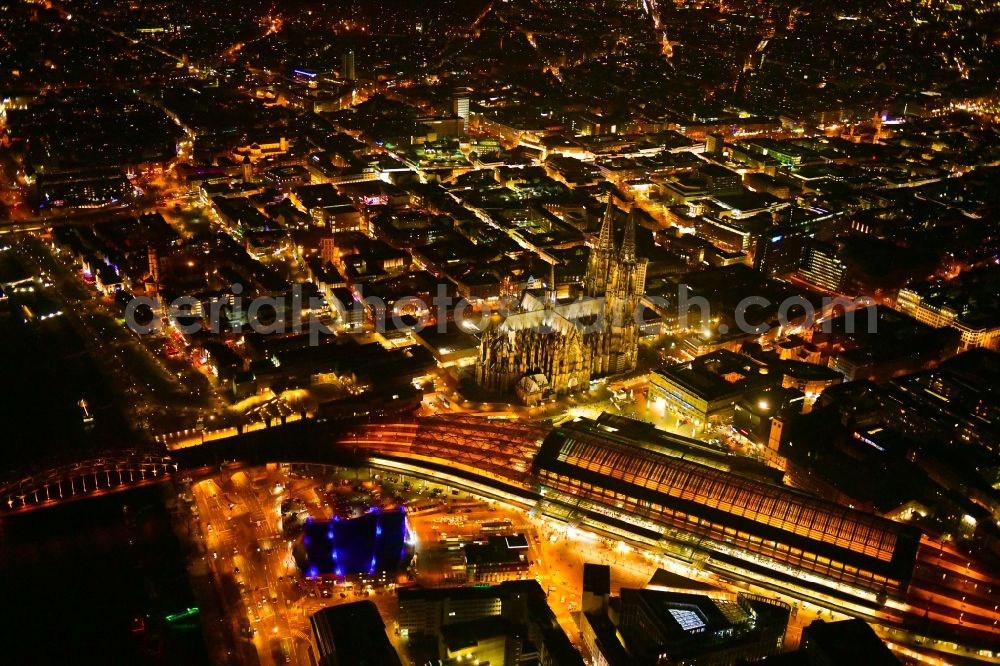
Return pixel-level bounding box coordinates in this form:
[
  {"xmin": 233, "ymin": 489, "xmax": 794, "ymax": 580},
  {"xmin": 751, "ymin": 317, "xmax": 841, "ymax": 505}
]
[
  {"xmin": 453, "ymin": 88, "xmax": 471, "ymax": 131},
  {"xmin": 341, "ymin": 49, "xmax": 355, "ymax": 81}
]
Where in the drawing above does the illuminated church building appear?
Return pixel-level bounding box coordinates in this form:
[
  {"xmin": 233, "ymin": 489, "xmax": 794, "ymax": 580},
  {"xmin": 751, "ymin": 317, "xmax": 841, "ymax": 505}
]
[{"xmin": 477, "ymin": 200, "xmax": 648, "ymax": 403}]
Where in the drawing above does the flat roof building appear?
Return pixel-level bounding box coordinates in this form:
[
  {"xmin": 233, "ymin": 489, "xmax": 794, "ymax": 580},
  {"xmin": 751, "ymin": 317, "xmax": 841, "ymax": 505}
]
[
  {"xmin": 617, "ymin": 589, "xmax": 789, "ymax": 665},
  {"xmin": 464, "ymin": 534, "xmax": 531, "ymax": 582},
  {"xmin": 649, "ymin": 350, "xmax": 777, "ymax": 431},
  {"xmin": 756, "ymin": 618, "xmax": 901, "ymax": 665},
  {"xmin": 311, "ymin": 600, "xmax": 402, "ymax": 666},
  {"xmin": 582, "ymin": 580, "xmax": 790, "ymax": 666},
  {"xmin": 398, "ymin": 586, "xmax": 503, "ymax": 637},
  {"xmin": 397, "ymin": 581, "xmax": 584, "ymax": 666}
]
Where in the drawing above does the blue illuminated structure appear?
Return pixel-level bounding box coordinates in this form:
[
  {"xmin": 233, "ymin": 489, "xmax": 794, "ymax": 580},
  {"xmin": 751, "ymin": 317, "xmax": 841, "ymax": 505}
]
[{"xmin": 300, "ymin": 508, "xmax": 409, "ymax": 578}]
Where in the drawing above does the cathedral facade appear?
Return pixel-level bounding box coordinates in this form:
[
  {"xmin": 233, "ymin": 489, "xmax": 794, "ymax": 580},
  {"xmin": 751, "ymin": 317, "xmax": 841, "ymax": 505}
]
[{"xmin": 477, "ymin": 201, "xmax": 648, "ymax": 401}]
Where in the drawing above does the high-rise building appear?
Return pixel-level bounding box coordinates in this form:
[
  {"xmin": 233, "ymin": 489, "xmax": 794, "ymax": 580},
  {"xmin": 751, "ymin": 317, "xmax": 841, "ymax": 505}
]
[
  {"xmin": 453, "ymin": 88, "xmax": 471, "ymax": 131},
  {"xmin": 341, "ymin": 49, "xmax": 355, "ymax": 81},
  {"xmin": 706, "ymin": 132, "xmax": 725, "ymax": 156},
  {"xmin": 798, "ymin": 240, "xmax": 847, "ymax": 292},
  {"xmin": 753, "ymin": 207, "xmax": 842, "ymax": 277}
]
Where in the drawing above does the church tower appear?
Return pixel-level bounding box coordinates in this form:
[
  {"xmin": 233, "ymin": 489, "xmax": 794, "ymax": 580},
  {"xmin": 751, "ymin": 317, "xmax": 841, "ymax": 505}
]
[
  {"xmin": 584, "ymin": 198, "xmax": 616, "ymax": 298},
  {"xmin": 601, "ymin": 207, "xmax": 648, "ymax": 375},
  {"xmin": 583, "ymin": 202, "xmax": 649, "ymax": 377},
  {"xmin": 476, "ymin": 197, "xmax": 648, "ymax": 402},
  {"xmin": 606, "ymin": 207, "xmax": 647, "ymax": 316}
]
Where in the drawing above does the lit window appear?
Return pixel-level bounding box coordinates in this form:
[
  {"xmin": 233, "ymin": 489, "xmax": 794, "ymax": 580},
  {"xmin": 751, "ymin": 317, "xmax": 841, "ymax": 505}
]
[{"xmin": 669, "ymin": 608, "xmax": 706, "ymax": 632}]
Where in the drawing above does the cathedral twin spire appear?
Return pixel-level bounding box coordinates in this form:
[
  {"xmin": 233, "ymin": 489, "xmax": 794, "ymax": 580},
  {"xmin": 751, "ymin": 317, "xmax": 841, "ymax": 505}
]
[
  {"xmin": 586, "ymin": 196, "xmax": 641, "ymax": 298},
  {"xmin": 477, "ymin": 195, "xmax": 648, "ymax": 397},
  {"xmin": 598, "ymin": 196, "xmax": 638, "ymax": 262}
]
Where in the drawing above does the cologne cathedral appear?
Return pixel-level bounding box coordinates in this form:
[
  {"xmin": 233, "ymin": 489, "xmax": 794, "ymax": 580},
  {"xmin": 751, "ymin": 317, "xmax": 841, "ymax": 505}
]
[{"xmin": 477, "ymin": 200, "xmax": 648, "ymax": 403}]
